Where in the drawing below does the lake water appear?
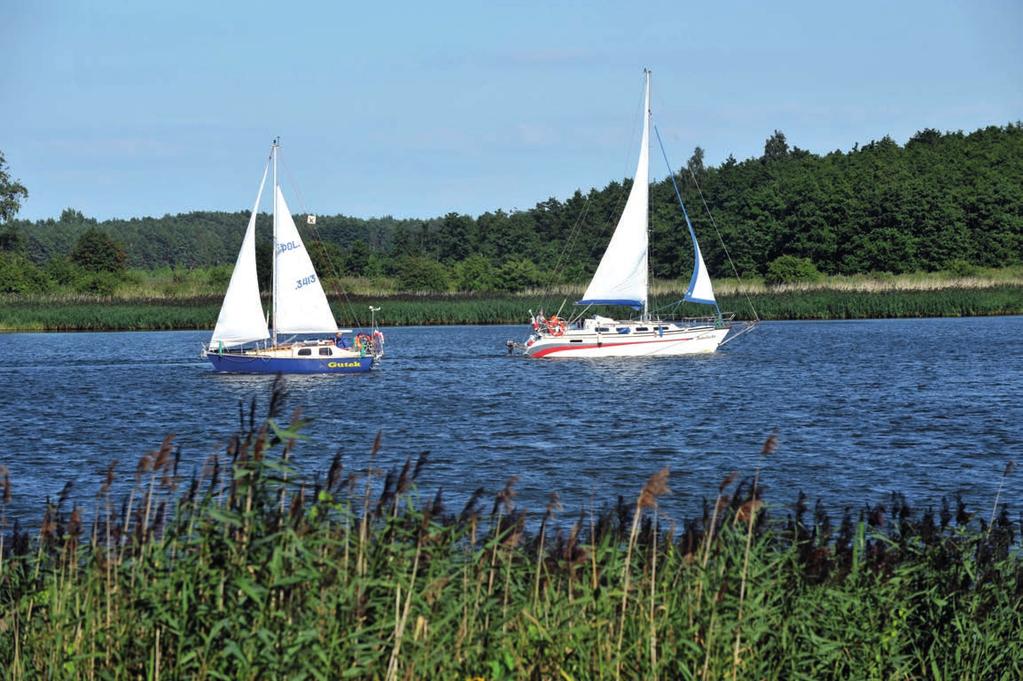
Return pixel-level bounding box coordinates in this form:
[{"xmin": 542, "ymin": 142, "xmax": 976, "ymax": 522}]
[{"xmin": 1, "ymin": 318, "xmax": 1021, "ymax": 525}]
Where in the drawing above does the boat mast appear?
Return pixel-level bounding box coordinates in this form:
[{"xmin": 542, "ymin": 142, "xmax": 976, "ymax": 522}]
[
  {"xmin": 272, "ymin": 137, "xmax": 279, "ymax": 347},
  {"xmin": 642, "ymin": 69, "xmax": 651, "ymax": 322}
]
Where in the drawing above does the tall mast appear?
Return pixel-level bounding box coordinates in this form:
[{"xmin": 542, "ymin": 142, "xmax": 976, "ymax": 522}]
[
  {"xmin": 642, "ymin": 69, "xmax": 651, "ymax": 322},
  {"xmin": 272, "ymin": 137, "xmax": 279, "ymax": 347}
]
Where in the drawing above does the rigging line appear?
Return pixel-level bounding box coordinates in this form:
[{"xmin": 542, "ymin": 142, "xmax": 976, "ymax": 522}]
[
  {"xmin": 683, "ymin": 163, "xmax": 760, "ymax": 323},
  {"xmin": 652, "ymin": 125, "xmax": 721, "ymax": 319},
  {"xmin": 278, "ymin": 149, "xmax": 366, "ymax": 330},
  {"xmin": 646, "ymin": 87, "xmax": 759, "ymax": 324},
  {"xmin": 535, "ymin": 193, "xmax": 594, "ymax": 325}
]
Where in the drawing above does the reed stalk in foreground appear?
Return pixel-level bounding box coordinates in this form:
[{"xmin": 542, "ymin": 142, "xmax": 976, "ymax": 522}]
[{"xmin": 0, "ymin": 382, "xmax": 1021, "ymax": 679}]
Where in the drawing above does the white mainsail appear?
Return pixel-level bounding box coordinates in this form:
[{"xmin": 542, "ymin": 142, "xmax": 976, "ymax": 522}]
[
  {"xmin": 272, "ymin": 187, "xmax": 339, "ymax": 335},
  {"xmin": 579, "ymin": 71, "xmax": 650, "ymax": 310},
  {"xmin": 209, "ymin": 164, "xmax": 271, "ymax": 347}
]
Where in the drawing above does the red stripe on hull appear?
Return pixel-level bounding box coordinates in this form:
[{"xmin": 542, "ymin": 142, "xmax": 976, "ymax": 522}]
[{"xmin": 529, "ymin": 336, "xmax": 692, "ymax": 358}]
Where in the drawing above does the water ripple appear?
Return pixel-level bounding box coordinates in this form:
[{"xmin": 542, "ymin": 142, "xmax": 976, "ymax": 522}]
[{"xmin": 0, "ymin": 318, "xmax": 1021, "ymax": 524}]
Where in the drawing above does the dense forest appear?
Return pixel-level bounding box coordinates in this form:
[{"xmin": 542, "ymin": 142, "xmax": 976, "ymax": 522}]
[{"xmin": 2, "ymin": 123, "xmax": 1022, "ymax": 294}]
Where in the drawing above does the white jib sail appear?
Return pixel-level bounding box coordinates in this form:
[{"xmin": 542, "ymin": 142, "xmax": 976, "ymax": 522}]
[
  {"xmin": 579, "ymin": 73, "xmax": 650, "ymax": 309},
  {"xmin": 209, "ymin": 165, "xmax": 271, "ymax": 347},
  {"xmin": 684, "ymin": 234, "xmax": 717, "ymax": 305},
  {"xmin": 272, "ymin": 187, "xmax": 339, "ymax": 335}
]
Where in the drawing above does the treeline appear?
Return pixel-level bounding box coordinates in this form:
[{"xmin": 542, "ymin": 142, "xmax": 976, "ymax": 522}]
[{"xmin": 3, "ymin": 123, "xmax": 1022, "ymax": 293}]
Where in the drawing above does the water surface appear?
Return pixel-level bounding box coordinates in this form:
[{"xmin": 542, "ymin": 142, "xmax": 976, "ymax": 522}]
[{"xmin": 1, "ymin": 318, "xmax": 1020, "ymax": 524}]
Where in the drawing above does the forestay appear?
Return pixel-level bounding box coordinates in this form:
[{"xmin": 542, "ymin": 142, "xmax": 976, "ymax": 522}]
[
  {"xmin": 579, "ymin": 73, "xmax": 650, "ymax": 310},
  {"xmin": 273, "ymin": 187, "xmax": 339, "ymax": 335},
  {"xmin": 209, "ymin": 164, "xmax": 271, "ymax": 347}
]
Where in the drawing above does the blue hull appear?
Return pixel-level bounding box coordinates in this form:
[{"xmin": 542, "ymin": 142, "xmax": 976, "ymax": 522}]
[{"xmin": 207, "ymin": 353, "xmax": 374, "ymax": 374}]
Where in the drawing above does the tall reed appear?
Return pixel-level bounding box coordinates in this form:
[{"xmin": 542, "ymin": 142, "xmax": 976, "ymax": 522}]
[{"xmin": 0, "ymin": 382, "xmax": 1020, "ymax": 678}]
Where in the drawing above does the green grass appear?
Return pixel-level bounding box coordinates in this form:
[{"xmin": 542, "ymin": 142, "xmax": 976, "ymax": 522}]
[
  {"xmin": 1, "ymin": 382, "xmax": 1020, "ymax": 678},
  {"xmin": 1, "ymin": 284, "xmax": 1022, "ymax": 331}
]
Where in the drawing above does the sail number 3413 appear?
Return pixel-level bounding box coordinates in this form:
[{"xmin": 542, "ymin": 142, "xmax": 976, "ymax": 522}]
[{"xmin": 296, "ymin": 274, "xmax": 317, "ymax": 290}]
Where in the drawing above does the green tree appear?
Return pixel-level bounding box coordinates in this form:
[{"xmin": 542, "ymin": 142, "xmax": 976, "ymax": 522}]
[
  {"xmin": 762, "ymin": 130, "xmax": 790, "ymax": 162},
  {"xmin": 495, "ymin": 258, "xmax": 542, "ymax": 292},
  {"xmin": 345, "ymin": 240, "xmax": 371, "ymax": 276},
  {"xmin": 453, "ymin": 254, "xmax": 496, "ymax": 292},
  {"xmin": 394, "ymin": 256, "xmax": 450, "ymax": 291},
  {"xmin": 0, "ymin": 252, "xmax": 51, "ymax": 293},
  {"xmin": 71, "ymin": 228, "xmax": 127, "ymax": 273},
  {"xmin": 0, "ymin": 151, "xmax": 28, "ymax": 223},
  {"xmin": 0, "ymin": 225, "xmax": 26, "ymax": 253},
  {"xmin": 388, "ymin": 224, "xmax": 419, "ymax": 259},
  {"xmin": 687, "ymin": 146, "xmax": 706, "ymax": 179},
  {"xmin": 45, "ymin": 257, "xmax": 85, "ymax": 287},
  {"xmin": 60, "ymin": 207, "xmax": 88, "ymax": 224},
  {"xmin": 435, "ymin": 213, "xmax": 477, "ymax": 264}
]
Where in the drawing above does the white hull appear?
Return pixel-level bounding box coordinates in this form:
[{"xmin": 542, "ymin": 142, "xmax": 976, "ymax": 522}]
[{"xmin": 525, "ymin": 322, "xmax": 728, "ymax": 358}]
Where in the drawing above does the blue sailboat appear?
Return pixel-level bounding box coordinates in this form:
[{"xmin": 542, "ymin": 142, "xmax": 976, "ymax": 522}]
[{"xmin": 202, "ymin": 140, "xmax": 383, "ymax": 374}]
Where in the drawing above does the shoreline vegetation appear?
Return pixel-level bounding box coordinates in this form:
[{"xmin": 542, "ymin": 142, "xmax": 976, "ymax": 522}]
[
  {"xmin": 3, "ymin": 123, "xmax": 1022, "ymax": 332},
  {"xmin": 0, "ymin": 382, "xmax": 1020, "ymax": 677},
  {"xmin": 1, "ymin": 268, "xmax": 1022, "ymax": 331}
]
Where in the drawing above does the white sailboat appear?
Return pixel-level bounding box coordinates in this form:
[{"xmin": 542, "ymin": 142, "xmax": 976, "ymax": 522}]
[
  {"xmin": 524, "ymin": 70, "xmax": 737, "ymax": 358},
  {"xmin": 202, "ymin": 139, "xmax": 382, "ymax": 373}
]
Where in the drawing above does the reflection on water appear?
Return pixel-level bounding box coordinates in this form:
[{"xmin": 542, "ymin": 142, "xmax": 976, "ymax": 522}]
[{"xmin": 1, "ymin": 318, "xmax": 1021, "ymax": 525}]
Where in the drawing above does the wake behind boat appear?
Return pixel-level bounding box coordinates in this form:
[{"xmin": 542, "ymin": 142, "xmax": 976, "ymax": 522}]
[
  {"xmin": 524, "ymin": 70, "xmax": 755, "ymax": 359},
  {"xmin": 202, "ymin": 139, "xmax": 383, "ymax": 374}
]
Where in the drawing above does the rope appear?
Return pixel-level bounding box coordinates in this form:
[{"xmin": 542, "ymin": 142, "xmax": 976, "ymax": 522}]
[
  {"xmin": 652, "ymin": 126, "xmax": 721, "ymax": 319},
  {"xmin": 684, "ymin": 162, "xmax": 760, "ymax": 323}
]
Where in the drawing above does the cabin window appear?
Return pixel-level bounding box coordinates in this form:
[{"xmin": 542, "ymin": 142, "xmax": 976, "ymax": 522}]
[
  {"xmin": 636, "ymin": 327, "xmax": 649, "ymax": 332},
  {"xmin": 297, "ymin": 348, "xmax": 312, "ymax": 356},
  {"xmin": 319, "ymin": 347, "xmax": 332, "ymax": 356},
  {"xmin": 570, "ymin": 339, "xmax": 583, "ymax": 343},
  {"xmin": 596, "ymin": 327, "xmax": 609, "ymax": 333}
]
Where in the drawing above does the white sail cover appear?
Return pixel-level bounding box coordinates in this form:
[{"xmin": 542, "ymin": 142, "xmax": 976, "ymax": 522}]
[
  {"xmin": 684, "ymin": 233, "xmax": 717, "ymax": 305},
  {"xmin": 579, "ymin": 73, "xmax": 650, "ymax": 309},
  {"xmin": 273, "ymin": 187, "xmax": 338, "ymax": 335},
  {"xmin": 209, "ymin": 165, "xmax": 271, "ymax": 347}
]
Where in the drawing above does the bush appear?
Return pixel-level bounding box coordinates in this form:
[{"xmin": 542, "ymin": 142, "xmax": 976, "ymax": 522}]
[
  {"xmin": 494, "ymin": 258, "xmax": 542, "ymax": 292},
  {"xmin": 944, "ymin": 259, "xmax": 979, "ymax": 277},
  {"xmin": 394, "ymin": 256, "xmax": 450, "ymax": 292},
  {"xmin": 0, "ymin": 252, "xmax": 52, "ymax": 293},
  {"xmin": 453, "ymin": 254, "xmax": 496, "ymax": 292},
  {"xmin": 764, "ymin": 255, "xmax": 823, "ymax": 286},
  {"xmin": 44, "ymin": 257, "xmax": 85, "ymax": 287},
  {"xmin": 206, "ymin": 265, "xmax": 233, "ymax": 288},
  {"xmin": 73, "ymin": 271, "xmax": 121, "ymax": 296}
]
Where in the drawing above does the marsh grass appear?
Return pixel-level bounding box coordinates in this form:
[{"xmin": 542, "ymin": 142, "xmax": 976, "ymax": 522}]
[
  {"xmin": 1, "ymin": 381, "xmax": 1021, "ymax": 679},
  {"xmin": 2, "ymin": 283, "xmax": 1022, "ymax": 331},
  {"xmin": 2, "ymin": 265, "xmax": 1022, "ymax": 330}
]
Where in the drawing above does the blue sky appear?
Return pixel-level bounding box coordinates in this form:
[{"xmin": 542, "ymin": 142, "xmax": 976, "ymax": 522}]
[{"xmin": 3, "ymin": 1, "xmax": 1021, "ymax": 221}]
